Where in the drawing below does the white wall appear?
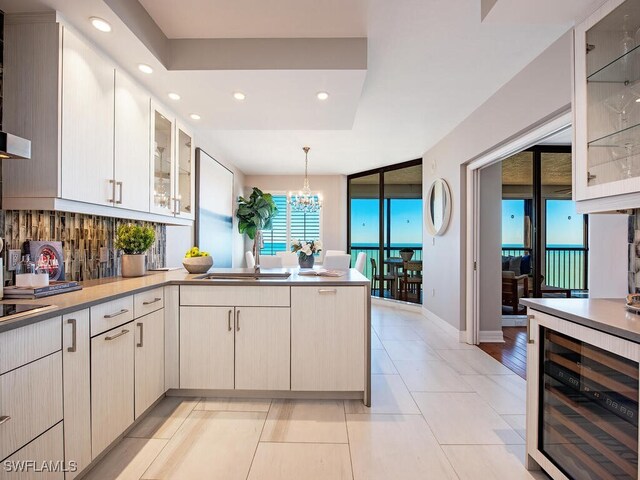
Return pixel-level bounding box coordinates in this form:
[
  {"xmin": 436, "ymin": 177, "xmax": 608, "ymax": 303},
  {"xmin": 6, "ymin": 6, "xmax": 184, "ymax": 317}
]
[
  {"xmin": 422, "ymin": 31, "xmax": 573, "ymax": 330},
  {"xmin": 243, "ymin": 175, "xmax": 348, "ymax": 253},
  {"xmin": 479, "ymin": 162, "xmax": 503, "ymax": 334},
  {"xmin": 165, "ymin": 132, "xmax": 246, "ymax": 268},
  {"xmin": 589, "ymin": 214, "xmax": 629, "ymax": 298}
]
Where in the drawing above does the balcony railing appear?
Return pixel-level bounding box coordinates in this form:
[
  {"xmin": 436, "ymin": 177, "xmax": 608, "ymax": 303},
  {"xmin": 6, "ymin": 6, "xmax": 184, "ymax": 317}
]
[
  {"xmin": 501, "ymin": 246, "xmax": 588, "ymax": 291},
  {"xmin": 349, "ymin": 245, "xmax": 423, "ymax": 285}
]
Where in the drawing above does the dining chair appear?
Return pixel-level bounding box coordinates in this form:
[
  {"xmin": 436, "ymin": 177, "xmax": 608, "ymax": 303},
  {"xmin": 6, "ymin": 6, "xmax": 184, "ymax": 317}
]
[
  {"xmin": 259, "ymin": 255, "xmax": 283, "ymax": 268},
  {"xmin": 245, "ymin": 251, "xmax": 255, "ymax": 269},
  {"xmin": 399, "ymin": 261, "xmax": 423, "ymax": 302},
  {"xmin": 324, "ymin": 250, "xmax": 346, "ymax": 256},
  {"xmin": 276, "ymin": 251, "xmax": 299, "ymax": 267},
  {"xmin": 370, "ymin": 258, "xmax": 395, "ymax": 296},
  {"xmin": 323, "ymin": 254, "xmax": 351, "ymax": 270},
  {"xmin": 354, "ymin": 252, "xmax": 367, "ymax": 274}
]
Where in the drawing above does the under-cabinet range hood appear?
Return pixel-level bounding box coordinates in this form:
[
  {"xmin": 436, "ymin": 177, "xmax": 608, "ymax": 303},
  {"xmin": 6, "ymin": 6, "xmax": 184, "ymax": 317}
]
[{"xmin": 0, "ymin": 131, "xmax": 31, "ymax": 159}]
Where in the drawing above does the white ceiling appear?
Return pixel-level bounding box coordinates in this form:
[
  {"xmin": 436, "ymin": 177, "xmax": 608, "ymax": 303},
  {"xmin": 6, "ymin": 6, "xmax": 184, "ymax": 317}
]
[
  {"xmin": 0, "ymin": 0, "xmax": 595, "ymax": 175},
  {"xmin": 138, "ymin": 0, "xmax": 369, "ymax": 39}
]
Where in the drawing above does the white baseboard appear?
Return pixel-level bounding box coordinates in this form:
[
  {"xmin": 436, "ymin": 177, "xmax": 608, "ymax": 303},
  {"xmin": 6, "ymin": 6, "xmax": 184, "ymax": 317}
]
[
  {"xmin": 371, "ymin": 297, "xmax": 422, "ymax": 314},
  {"xmin": 479, "ymin": 330, "xmax": 505, "ymax": 343},
  {"xmin": 422, "ymin": 307, "xmax": 461, "ymax": 339},
  {"xmin": 502, "ymin": 315, "xmax": 527, "ymax": 327}
]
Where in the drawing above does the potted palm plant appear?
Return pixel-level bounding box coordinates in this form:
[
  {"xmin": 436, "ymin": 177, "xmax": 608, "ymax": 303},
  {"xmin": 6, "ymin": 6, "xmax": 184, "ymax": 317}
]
[
  {"xmin": 115, "ymin": 224, "xmax": 156, "ymax": 277},
  {"xmin": 236, "ymin": 187, "xmax": 279, "ymax": 262}
]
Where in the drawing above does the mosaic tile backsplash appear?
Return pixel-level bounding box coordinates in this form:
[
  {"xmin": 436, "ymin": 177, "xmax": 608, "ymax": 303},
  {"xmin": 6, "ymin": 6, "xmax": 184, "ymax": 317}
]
[
  {"xmin": 628, "ymin": 210, "xmax": 640, "ymax": 294},
  {"xmin": 1, "ymin": 210, "xmax": 165, "ymax": 283}
]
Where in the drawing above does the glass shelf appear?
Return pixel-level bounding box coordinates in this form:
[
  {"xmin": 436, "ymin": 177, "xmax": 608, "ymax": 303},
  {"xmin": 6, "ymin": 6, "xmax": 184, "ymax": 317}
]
[
  {"xmin": 589, "ymin": 122, "xmax": 640, "ymax": 147},
  {"xmin": 588, "ymin": 44, "xmax": 640, "ymax": 84}
]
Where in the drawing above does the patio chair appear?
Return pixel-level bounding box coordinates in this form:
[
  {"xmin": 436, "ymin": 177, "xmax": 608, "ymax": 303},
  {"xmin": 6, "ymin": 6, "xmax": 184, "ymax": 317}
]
[
  {"xmin": 371, "ymin": 258, "xmax": 395, "ymax": 296},
  {"xmin": 399, "ymin": 261, "xmax": 422, "ymax": 302},
  {"xmin": 502, "ymin": 271, "xmax": 529, "ymax": 314}
]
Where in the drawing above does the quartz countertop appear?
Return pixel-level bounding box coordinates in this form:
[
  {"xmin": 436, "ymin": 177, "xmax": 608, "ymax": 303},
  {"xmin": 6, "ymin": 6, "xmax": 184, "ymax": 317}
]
[
  {"xmin": 520, "ymin": 297, "xmax": 640, "ymax": 343},
  {"xmin": 0, "ymin": 268, "xmax": 370, "ymax": 333}
]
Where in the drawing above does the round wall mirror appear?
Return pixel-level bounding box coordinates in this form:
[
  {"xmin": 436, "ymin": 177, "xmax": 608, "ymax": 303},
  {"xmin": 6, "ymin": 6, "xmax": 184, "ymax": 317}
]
[{"xmin": 425, "ymin": 178, "xmax": 451, "ymax": 236}]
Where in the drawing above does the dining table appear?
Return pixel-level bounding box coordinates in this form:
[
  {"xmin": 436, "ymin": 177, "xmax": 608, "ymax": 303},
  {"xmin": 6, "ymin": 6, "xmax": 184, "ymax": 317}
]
[{"xmin": 383, "ymin": 257, "xmax": 423, "ymax": 299}]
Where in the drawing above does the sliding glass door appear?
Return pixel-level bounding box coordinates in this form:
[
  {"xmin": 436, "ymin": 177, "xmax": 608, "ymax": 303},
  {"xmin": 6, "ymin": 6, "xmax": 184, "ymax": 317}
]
[{"xmin": 348, "ymin": 160, "xmax": 423, "ymax": 303}]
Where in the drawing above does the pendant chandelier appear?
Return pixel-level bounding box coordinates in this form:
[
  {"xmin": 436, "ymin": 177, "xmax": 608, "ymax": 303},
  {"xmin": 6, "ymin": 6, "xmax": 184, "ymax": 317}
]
[{"xmin": 289, "ymin": 146, "xmax": 323, "ymax": 213}]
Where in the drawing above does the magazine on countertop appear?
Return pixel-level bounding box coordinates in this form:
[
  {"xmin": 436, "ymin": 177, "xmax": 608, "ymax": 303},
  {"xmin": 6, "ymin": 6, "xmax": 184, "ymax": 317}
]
[
  {"xmin": 3, "ymin": 281, "xmax": 82, "ymax": 299},
  {"xmin": 297, "ymin": 269, "xmax": 346, "ymax": 277}
]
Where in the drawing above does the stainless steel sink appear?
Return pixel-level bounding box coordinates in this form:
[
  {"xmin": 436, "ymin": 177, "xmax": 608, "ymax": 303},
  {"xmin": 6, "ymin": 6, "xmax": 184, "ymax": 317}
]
[{"xmin": 196, "ymin": 272, "xmax": 291, "ymax": 280}]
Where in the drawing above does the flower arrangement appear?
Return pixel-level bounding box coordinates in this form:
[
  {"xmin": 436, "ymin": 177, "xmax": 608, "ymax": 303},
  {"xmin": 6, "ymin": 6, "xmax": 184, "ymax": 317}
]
[{"xmin": 291, "ymin": 239, "xmax": 323, "ymax": 257}]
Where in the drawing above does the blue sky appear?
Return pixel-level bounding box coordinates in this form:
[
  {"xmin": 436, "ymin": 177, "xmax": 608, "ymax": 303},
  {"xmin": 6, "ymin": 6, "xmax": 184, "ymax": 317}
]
[
  {"xmin": 350, "ymin": 199, "xmax": 423, "ymax": 245},
  {"xmin": 502, "ymin": 199, "xmax": 584, "ymax": 247}
]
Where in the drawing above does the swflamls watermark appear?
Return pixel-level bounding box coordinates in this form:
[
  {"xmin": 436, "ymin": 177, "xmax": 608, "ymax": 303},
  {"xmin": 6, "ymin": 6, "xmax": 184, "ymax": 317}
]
[{"xmin": 3, "ymin": 460, "xmax": 78, "ymax": 473}]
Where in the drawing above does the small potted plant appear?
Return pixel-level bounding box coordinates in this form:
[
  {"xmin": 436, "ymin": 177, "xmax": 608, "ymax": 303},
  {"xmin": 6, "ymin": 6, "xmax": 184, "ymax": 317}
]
[
  {"xmin": 183, "ymin": 246, "xmax": 213, "ymax": 274},
  {"xmin": 115, "ymin": 224, "xmax": 156, "ymax": 277},
  {"xmin": 399, "ymin": 247, "xmax": 414, "ymax": 262},
  {"xmin": 291, "ymin": 239, "xmax": 322, "ymax": 268}
]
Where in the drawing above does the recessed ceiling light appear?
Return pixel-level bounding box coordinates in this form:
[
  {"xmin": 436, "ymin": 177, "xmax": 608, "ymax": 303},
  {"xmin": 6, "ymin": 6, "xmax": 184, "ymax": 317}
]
[
  {"xmin": 636, "ymin": 98, "xmax": 640, "ymax": 103},
  {"xmin": 90, "ymin": 17, "xmax": 112, "ymax": 33},
  {"xmin": 317, "ymin": 91, "xmax": 329, "ymax": 101},
  {"xmin": 190, "ymin": 113, "xmax": 201, "ymax": 120},
  {"xmin": 168, "ymin": 92, "xmax": 181, "ymax": 101},
  {"xmin": 233, "ymin": 92, "xmax": 246, "ymax": 101},
  {"xmin": 138, "ymin": 64, "xmax": 153, "ymax": 74}
]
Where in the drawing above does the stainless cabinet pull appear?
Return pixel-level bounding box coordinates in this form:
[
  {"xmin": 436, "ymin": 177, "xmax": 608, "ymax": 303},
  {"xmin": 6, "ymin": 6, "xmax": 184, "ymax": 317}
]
[
  {"xmin": 105, "ymin": 329, "xmax": 129, "ymax": 341},
  {"xmin": 174, "ymin": 198, "xmax": 181, "ymax": 215},
  {"xmin": 228, "ymin": 309, "xmax": 233, "ymax": 331},
  {"xmin": 318, "ymin": 288, "xmax": 337, "ymax": 294},
  {"xmin": 0, "ymin": 416, "xmax": 10, "ymax": 426},
  {"xmin": 67, "ymin": 318, "xmax": 77, "ymax": 353},
  {"xmin": 527, "ymin": 315, "xmax": 535, "ymax": 344},
  {"xmin": 108, "ymin": 179, "xmax": 116, "ymax": 204},
  {"xmin": 104, "ymin": 308, "xmax": 128, "ymax": 319},
  {"xmin": 116, "ymin": 181, "xmax": 123, "ymax": 204},
  {"xmin": 236, "ymin": 310, "xmax": 240, "ymax": 332},
  {"xmin": 143, "ymin": 297, "xmax": 162, "ymax": 305},
  {"xmin": 137, "ymin": 322, "xmax": 143, "ymax": 347}
]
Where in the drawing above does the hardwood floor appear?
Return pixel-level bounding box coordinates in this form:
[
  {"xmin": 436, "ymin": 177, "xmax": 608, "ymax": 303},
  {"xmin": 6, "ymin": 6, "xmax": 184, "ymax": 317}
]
[{"xmin": 478, "ymin": 327, "xmax": 527, "ymax": 379}]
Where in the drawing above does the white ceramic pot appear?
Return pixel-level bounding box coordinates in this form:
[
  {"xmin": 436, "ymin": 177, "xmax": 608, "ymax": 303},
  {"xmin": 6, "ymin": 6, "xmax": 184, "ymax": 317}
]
[
  {"xmin": 183, "ymin": 256, "xmax": 213, "ymax": 274},
  {"xmin": 122, "ymin": 254, "xmax": 146, "ymax": 278}
]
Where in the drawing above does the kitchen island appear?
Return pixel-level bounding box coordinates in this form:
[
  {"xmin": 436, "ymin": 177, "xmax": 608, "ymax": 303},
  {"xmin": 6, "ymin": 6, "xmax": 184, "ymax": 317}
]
[
  {"xmin": 520, "ymin": 298, "xmax": 640, "ymax": 480},
  {"xmin": 0, "ymin": 268, "xmax": 370, "ymax": 478}
]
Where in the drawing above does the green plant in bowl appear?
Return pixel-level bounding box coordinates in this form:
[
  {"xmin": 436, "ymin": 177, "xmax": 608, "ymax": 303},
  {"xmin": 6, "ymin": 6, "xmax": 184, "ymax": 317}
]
[
  {"xmin": 183, "ymin": 246, "xmax": 213, "ymax": 273},
  {"xmin": 115, "ymin": 224, "xmax": 156, "ymax": 277}
]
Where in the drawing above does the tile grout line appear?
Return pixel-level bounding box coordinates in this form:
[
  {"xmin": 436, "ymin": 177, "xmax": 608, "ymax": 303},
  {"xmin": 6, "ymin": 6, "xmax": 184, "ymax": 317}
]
[
  {"xmin": 343, "ymin": 399, "xmax": 356, "ymax": 480},
  {"xmin": 244, "ymin": 398, "xmax": 272, "ymax": 480}
]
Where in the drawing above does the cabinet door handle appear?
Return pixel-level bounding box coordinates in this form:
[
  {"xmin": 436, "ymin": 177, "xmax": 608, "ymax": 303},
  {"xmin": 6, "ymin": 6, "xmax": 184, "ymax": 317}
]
[
  {"xmin": 105, "ymin": 329, "xmax": 129, "ymax": 341},
  {"xmin": 318, "ymin": 288, "xmax": 337, "ymax": 294},
  {"xmin": 143, "ymin": 297, "xmax": 162, "ymax": 305},
  {"xmin": 174, "ymin": 198, "xmax": 181, "ymax": 215},
  {"xmin": 108, "ymin": 179, "xmax": 116, "ymax": 204},
  {"xmin": 104, "ymin": 308, "xmax": 128, "ymax": 319},
  {"xmin": 527, "ymin": 315, "xmax": 535, "ymax": 344},
  {"xmin": 67, "ymin": 318, "xmax": 77, "ymax": 353},
  {"xmin": 228, "ymin": 309, "xmax": 233, "ymax": 331},
  {"xmin": 136, "ymin": 322, "xmax": 143, "ymax": 347},
  {"xmin": 0, "ymin": 416, "xmax": 10, "ymax": 426},
  {"xmin": 116, "ymin": 181, "xmax": 123, "ymax": 205},
  {"xmin": 236, "ymin": 310, "xmax": 240, "ymax": 331}
]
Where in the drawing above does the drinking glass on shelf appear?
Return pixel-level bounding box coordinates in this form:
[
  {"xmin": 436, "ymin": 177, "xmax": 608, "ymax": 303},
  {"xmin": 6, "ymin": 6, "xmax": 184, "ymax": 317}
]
[
  {"xmin": 611, "ymin": 142, "xmax": 639, "ymax": 178},
  {"xmin": 605, "ymin": 90, "xmax": 636, "ymax": 131}
]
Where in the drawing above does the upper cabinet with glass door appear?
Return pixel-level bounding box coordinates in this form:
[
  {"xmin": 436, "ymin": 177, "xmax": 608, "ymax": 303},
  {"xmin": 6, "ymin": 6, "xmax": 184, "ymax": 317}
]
[
  {"xmin": 150, "ymin": 103, "xmax": 175, "ymax": 216},
  {"xmin": 175, "ymin": 123, "xmax": 195, "ymax": 219},
  {"xmin": 575, "ymin": 0, "xmax": 640, "ymax": 210}
]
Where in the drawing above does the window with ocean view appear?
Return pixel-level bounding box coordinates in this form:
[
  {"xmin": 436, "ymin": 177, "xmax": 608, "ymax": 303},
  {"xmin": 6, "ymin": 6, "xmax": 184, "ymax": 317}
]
[{"xmin": 261, "ymin": 194, "xmax": 321, "ymax": 255}]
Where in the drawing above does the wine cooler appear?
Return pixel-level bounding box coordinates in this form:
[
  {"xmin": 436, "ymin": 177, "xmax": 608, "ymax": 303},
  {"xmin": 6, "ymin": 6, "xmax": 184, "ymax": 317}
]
[{"xmin": 527, "ymin": 311, "xmax": 640, "ymax": 480}]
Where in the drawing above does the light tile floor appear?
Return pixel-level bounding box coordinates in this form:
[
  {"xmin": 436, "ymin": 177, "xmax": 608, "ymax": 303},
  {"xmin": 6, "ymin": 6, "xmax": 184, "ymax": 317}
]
[{"xmin": 85, "ymin": 304, "xmax": 548, "ymax": 480}]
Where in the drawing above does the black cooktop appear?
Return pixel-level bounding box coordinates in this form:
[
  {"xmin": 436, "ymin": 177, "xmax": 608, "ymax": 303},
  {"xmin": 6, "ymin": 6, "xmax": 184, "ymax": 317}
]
[{"xmin": 0, "ymin": 304, "xmax": 49, "ymax": 318}]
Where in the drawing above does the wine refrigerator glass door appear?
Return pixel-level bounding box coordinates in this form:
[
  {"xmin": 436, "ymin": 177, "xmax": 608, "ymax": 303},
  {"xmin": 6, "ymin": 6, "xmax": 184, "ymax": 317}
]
[{"xmin": 540, "ymin": 326, "xmax": 638, "ymax": 479}]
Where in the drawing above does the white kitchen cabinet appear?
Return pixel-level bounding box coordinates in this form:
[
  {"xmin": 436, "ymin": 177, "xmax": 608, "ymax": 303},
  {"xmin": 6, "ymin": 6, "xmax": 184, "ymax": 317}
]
[
  {"xmin": 2, "ymin": 16, "xmax": 192, "ymax": 225},
  {"xmin": 291, "ymin": 286, "xmax": 366, "ymax": 391},
  {"xmin": 60, "ymin": 27, "xmax": 115, "ymax": 206},
  {"xmin": 574, "ymin": 0, "xmax": 640, "ymax": 212},
  {"xmin": 150, "ymin": 102, "xmax": 176, "ymax": 216},
  {"xmin": 235, "ymin": 307, "xmax": 290, "ymax": 390},
  {"xmin": 61, "ymin": 310, "xmax": 91, "ymax": 479},
  {"xmin": 175, "ymin": 122, "xmax": 195, "ymax": 219},
  {"xmin": 0, "ymin": 422, "xmax": 64, "ymax": 480},
  {"xmin": 135, "ymin": 309, "xmax": 165, "ymax": 418},
  {"xmin": 164, "ymin": 286, "xmax": 180, "ymax": 389},
  {"xmin": 91, "ymin": 322, "xmax": 135, "ymax": 458},
  {"xmin": 115, "ymin": 69, "xmax": 151, "ymax": 212},
  {"xmin": 179, "ymin": 307, "xmax": 235, "ymax": 389}
]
